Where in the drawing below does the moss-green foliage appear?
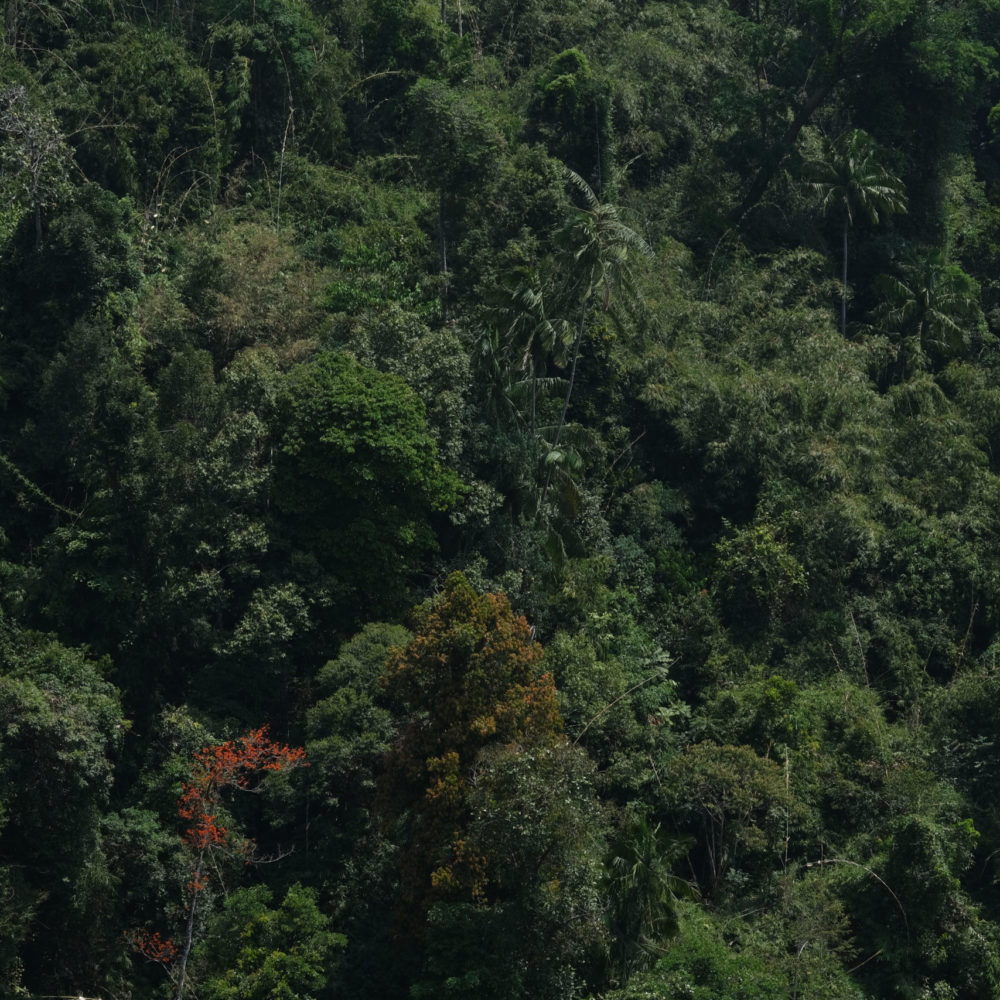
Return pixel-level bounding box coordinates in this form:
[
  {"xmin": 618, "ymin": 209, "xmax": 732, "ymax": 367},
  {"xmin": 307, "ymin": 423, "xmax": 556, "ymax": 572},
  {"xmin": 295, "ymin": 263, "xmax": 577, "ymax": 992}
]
[
  {"xmin": 593, "ymin": 895, "xmax": 862, "ymax": 1000},
  {"xmin": 527, "ymin": 48, "xmax": 611, "ymax": 188},
  {"xmin": 274, "ymin": 351, "xmax": 461, "ymax": 626},
  {"xmin": 195, "ymin": 883, "xmax": 345, "ymax": 1000},
  {"xmin": 0, "ymin": 618, "xmax": 125, "ymax": 995}
]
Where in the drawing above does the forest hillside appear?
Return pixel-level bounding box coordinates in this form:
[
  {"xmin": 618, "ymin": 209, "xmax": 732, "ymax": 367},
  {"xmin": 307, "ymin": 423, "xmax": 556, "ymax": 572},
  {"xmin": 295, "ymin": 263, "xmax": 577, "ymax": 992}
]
[{"xmin": 4, "ymin": 1, "xmax": 1000, "ymax": 997}]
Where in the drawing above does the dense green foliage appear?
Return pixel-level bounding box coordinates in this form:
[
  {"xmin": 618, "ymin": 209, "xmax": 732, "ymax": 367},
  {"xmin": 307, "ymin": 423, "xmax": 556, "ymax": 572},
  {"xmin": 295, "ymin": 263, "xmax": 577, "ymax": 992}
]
[{"xmin": 4, "ymin": 0, "xmax": 1000, "ymax": 997}]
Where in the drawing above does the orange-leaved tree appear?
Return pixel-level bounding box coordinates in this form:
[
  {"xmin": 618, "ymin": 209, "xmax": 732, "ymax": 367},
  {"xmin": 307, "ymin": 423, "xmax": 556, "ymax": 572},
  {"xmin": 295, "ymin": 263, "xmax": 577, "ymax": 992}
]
[
  {"xmin": 132, "ymin": 726, "xmax": 307, "ymax": 1000},
  {"xmin": 379, "ymin": 572, "xmax": 562, "ymax": 920}
]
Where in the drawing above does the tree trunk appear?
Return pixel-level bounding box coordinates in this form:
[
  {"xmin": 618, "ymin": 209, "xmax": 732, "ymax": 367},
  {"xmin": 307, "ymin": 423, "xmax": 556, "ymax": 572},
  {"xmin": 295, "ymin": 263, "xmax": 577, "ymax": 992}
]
[
  {"xmin": 841, "ymin": 219, "xmax": 848, "ymax": 336},
  {"xmin": 540, "ymin": 291, "xmax": 590, "ymax": 508},
  {"xmin": 728, "ymin": 80, "xmax": 834, "ymax": 225},
  {"xmin": 438, "ymin": 189, "xmax": 449, "ymax": 323},
  {"xmin": 530, "ymin": 356, "xmax": 537, "ymax": 435},
  {"xmin": 174, "ymin": 854, "xmax": 203, "ymax": 1000}
]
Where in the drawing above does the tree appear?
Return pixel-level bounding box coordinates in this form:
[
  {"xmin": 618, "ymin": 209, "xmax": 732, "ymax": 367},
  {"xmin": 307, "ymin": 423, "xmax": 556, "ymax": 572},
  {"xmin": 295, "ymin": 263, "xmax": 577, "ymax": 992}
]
[
  {"xmin": 380, "ymin": 573, "xmax": 560, "ymax": 910},
  {"xmin": 25, "ymin": 335, "xmax": 282, "ymax": 723},
  {"xmin": 714, "ymin": 520, "xmax": 807, "ymax": 633},
  {"xmin": 527, "ymin": 48, "xmax": 611, "ymax": 191},
  {"xmin": 330, "ymin": 303, "xmax": 471, "ymax": 466},
  {"xmin": 406, "ymin": 77, "xmax": 502, "ymax": 319},
  {"xmin": 665, "ymin": 742, "xmax": 800, "ymax": 895},
  {"xmin": 522, "ymin": 169, "xmax": 651, "ymax": 510},
  {"xmin": 356, "ymin": 0, "xmax": 446, "ymax": 73},
  {"xmin": 306, "ymin": 622, "xmax": 410, "ymax": 866},
  {"xmin": 726, "ymin": 0, "xmax": 992, "ymax": 224},
  {"xmin": 379, "ymin": 572, "xmax": 607, "ymax": 998},
  {"xmin": 0, "ymin": 84, "xmax": 72, "ymax": 247},
  {"xmin": 807, "ymin": 129, "xmax": 906, "ymax": 335},
  {"xmin": 58, "ymin": 27, "xmax": 226, "ymax": 218},
  {"xmin": 0, "ymin": 619, "xmax": 124, "ymax": 997},
  {"xmin": 176, "ymin": 219, "xmax": 326, "ymax": 367},
  {"xmin": 0, "ymin": 181, "xmax": 140, "ymax": 410},
  {"xmin": 414, "ymin": 740, "xmax": 608, "ymax": 1000},
  {"xmin": 872, "ymin": 248, "xmax": 983, "ymax": 375},
  {"xmin": 273, "ymin": 350, "xmax": 461, "ymax": 626},
  {"xmin": 604, "ymin": 808, "xmax": 694, "ymax": 985},
  {"xmin": 194, "ymin": 883, "xmax": 344, "ymax": 1000},
  {"xmin": 132, "ymin": 727, "xmax": 307, "ymax": 1000}
]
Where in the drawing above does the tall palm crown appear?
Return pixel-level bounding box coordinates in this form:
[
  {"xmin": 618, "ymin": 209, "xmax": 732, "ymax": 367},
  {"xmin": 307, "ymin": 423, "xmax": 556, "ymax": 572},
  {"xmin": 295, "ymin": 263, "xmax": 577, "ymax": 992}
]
[
  {"xmin": 483, "ymin": 168, "xmax": 651, "ymax": 513},
  {"xmin": 873, "ymin": 249, "xmax": 982, "ymax": 375},
  {"xmin": 558, "ymin": 168, "xmax": 652, "ymax": 317},
  {"xmin": 811, "ymin": 129, "xmax": 907, "ymax": 227},
  {"xmin": 539, "ymin": 169, "xmax": 652, "ymax": 505},
  {"xmin": 808, "ymin": 129, "xmax": 907, "ymax": 334}
]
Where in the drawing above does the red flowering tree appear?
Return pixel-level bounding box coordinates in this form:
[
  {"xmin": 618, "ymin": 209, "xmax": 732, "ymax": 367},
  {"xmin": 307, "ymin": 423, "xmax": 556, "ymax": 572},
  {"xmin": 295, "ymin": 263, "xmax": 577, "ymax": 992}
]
[{"xmin": 132, "ymin": 726, "xmax": 307, "ymax": 1000}]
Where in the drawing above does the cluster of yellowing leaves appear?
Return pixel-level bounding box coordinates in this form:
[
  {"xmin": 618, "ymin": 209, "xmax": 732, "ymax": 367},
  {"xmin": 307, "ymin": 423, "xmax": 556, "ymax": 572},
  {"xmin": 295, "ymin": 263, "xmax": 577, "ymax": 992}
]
[{"xmin": 380, "ymin": 574, "xmax": 564, "ymax": 916}]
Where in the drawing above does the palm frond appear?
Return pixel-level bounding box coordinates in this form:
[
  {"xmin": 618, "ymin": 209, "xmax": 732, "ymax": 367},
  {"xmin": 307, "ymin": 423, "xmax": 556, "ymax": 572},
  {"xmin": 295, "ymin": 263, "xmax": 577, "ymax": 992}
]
[
  {"xmin": 806, "ymin": 129, "xmax": 906, "ymax": 226},
  {"xmin": 562, "ymin": 164, "xmax": 600, "ymax": 209}
]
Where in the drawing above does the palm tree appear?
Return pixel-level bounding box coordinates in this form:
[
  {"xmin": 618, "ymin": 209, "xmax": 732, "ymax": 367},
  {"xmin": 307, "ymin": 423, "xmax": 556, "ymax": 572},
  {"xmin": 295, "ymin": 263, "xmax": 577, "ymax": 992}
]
[
  {"xmin": 807, "ymin": 129, "xmax": 906, "ymax": 335},
  {"xmin": 605, "ymin": 809, "xmax": 695, "ymax": 984},
  {"xmin": 872, "ymin": 248, "xmax": 982, "ymax": 375},
  {"xmin": 478, "ymin": 169, "xmax": 651, "ymax": 517},
  {"xmin": 483, "ymin": 264, "xmax": 573, "ymax": 436},
  {"xmin": 539, "ymin": 168, "xmax": 652, "ymax": 507}
]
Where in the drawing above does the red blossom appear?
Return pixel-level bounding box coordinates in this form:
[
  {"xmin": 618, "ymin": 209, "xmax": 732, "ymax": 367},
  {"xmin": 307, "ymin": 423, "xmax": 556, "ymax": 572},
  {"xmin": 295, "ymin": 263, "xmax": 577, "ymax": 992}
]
[
  {"xmin": 132, "ymin": 726, "xmax": 307, "ymax": 988},
  {"xmin": 131, "ymin": 928, "xmax": 179, "ymax": 965},
  {"xmin": 177, "ymin": 726, "xmax": 308, "ymax": 859}
]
